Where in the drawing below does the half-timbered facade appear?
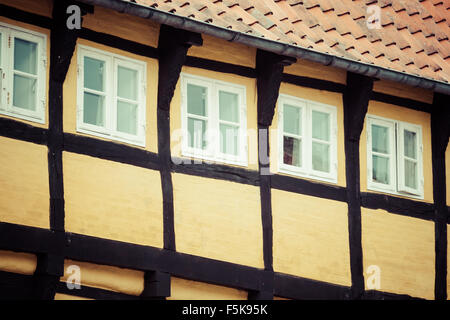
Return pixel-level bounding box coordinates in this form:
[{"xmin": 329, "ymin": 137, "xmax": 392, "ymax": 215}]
[{"xmin": 0, "ymin": 0, "xmax": 449, "ymax": 300}]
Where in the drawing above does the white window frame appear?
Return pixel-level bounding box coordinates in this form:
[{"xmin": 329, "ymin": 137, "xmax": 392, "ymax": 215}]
[
  {"xmin": 0, "ymin": 22, "xmax": 47, "ymax": 124},
  {"xmin": 77, "ymin": 45, "xmax": 147, "ymax": 147},
  {"xmin": 180, "ymin": 73, "xmax": 248, "ymax": 166},
  {"xmin": 366, "ymin": 114, "xmax": 424, "ymax": 199},
  {"xmin": 278, "ymin": 94, "xmax": 338, "ymax": 184}
]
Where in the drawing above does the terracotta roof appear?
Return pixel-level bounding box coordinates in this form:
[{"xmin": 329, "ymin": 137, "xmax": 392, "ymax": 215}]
[{"xmin": 128, "ymin": 0, "xmax": 450, "ymax": 84}]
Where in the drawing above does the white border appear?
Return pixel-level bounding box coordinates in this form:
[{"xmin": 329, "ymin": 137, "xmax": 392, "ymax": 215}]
[
  {"xmin": 180, "ymin": 72, "xmax": 248, "ymax": 167},
  {"xmin": 0, "ymin": 21, "xmax": 47, "ymax": 124},
  {"xmin": 277, "ymin": 93, "xmax": 338, "ymax": 184},
  {"xmin": 77, "ymin": 44, "xmax": 147, "ymax": 147}
]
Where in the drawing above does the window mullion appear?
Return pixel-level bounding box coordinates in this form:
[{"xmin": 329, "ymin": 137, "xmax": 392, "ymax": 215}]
[{"xmin": 210, "ymin": 82, "xmax": 218, "ymax": 159}]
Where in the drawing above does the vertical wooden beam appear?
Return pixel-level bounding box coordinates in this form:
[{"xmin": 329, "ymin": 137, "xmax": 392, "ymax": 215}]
[
  {"xmin": 253, "ymin": 49, "xmax": 295, "ymax": 300},
  {"xmin": 157, "ymin": 25, "xmax": 202, "ymax": 251},
  {"xmin": 343, "ymin": 72, "xmax": 374, "ymax": 299},
  {"xmin": 35, "ymin": 0, "xmax": 88, "ymax": 300},
  {"xmin": 431, "ymin": 93, "xmax": 449, "ymax": 300},
  {"xmin": 140, "ymin": 271, "xmax": 171, "ymax": 300}
]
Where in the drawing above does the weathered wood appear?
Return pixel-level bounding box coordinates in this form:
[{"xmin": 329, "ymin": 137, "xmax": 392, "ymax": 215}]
[
  {"xmin": 343, "ymin": 71, "xmax": 374, "ymax": 299},
  {"xmin": 431, "ymin": 92, "xmax": 450, "ymax": 300},
  {"xmin": 157, "ymin": 24, "xmax": 202, "ymax": 251}
]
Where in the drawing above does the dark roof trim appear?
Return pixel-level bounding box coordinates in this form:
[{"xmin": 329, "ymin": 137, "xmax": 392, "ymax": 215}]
[{"xmin": 78, "ymin": 0, "xmax": 450, "ymax": 96}]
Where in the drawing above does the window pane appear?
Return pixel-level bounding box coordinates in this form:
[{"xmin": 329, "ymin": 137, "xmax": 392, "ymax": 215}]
[
  {"xmin": 220, "ymin": 124, "xmax": 238, "ymax": 156},
  {"xmin": 372, "ymin": 124, "xmax": 389, "ymax": 154},
  {"xmin": 0, "ymin": 33, "xmax": 2, "ymax": 65},
  {"xmin": 312, "ymin": 142, "xmax": 329, "ymax": 172},
  {"xmin": 13, "ymin": 75, "xmax": 36, "ymax": 110},
  {"xmin": 187, "ymin": 84, "xmax": 207, "ymax": 116},
  {"xmin": 372, "ymin": 155, "xmax": 389, "ymax": 184},
  {"xmin": 83, "ymin": 92, "xmax": 104, "ymax": 126},
  {"xmin": 117, "ymin": 101, "xmax": 137, "ymax": 135},
  {"xmin": 219, "ymin": 91, "xmax": 239, "ymax": 123},
  {"xmin": 405, "ymin": 159, "xmax": 417, "ymax": 189},
  {"xmin": 14, "ymin": 38, "xmax": 37, "ymax": 75},
  {"xmin": 404, "ymin": 130, "xmax": 417, "ymax": 159},
  {"xmin": 84, "ymin": 57, "xmax": 104, "ymax": 92},
  {"xmin": 283, "ymin": 136, "xmax": 301, "ymax": 167},
  {"xmin": 117, "ymin": 66, "xmax": 137, "ymax": 100},
  {"xmin": 312, "ymin": 110, "xmax": 330, "ymax": 141},
  {"xmin": 283, "ymin": 104, "xmax": 301, "ymax": 135},
  {"xmin": 188, "ymin": 117, "xmax": 206, "ymax": 150}
]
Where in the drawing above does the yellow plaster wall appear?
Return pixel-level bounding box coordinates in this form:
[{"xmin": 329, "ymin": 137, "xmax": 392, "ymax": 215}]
[
  {"xmin": 82, "ymin": 5, "xmax": 159, "ymax": 48},
  {"xmin": 63, "ymin": 152, "xmax": 163, "ymax": 247},
  {"xmin": 360, "ymin": 100, "xmax": 433, "ymax": 203},
  {"xmin": 54, "ymin": 293, "xmax": 93, "ymax": 300},
  {"xmin": 361, "ymin": 208, "xmax": 435, "ymax": 300},
  {"xmin": 170, "ymin": 66, "xmax": 259, "ymax": 171},
  {"xmin": 168, "ymin": 277, "xmax": 247, "ymax": 300},
  {"xmin": 0, "ymin": 250, "xmax": 37, "ymax": 275},
  {"xmin": 0, "ymin": 16, "xmax": 50, "ymax": 129},
  {"xmin": 373, "ymin": 80, "xmax": 434, "ymax": 104},
  {"xmin": 271, "ymin": 83, "xmax": 346, "ymax": 187},
  {"xmin": 188, "ymin": 34, "xmax": 256, "ymax": 68},
  {"xmin": 63, "ymin": 38, "xmax": 159, "ymax": 153},
  {"xmin": 0, "ymin": 137, "xmax": 49, "ymax": 229},
  {"xmin": 60, "ymin": 259, "xmax": 144, "ymax": 296},
  {"xmin": 284, "ymin": 59, "xmax": 347, "ymax": 85},
  {"xmin": 172, "ymin": 173, "xmax": 264, "ymax": 269},
  {"xmin": 0, "ymin": 0, "xmax": 53, "ymax": 18},
  {"xmin": 272, "ymin": 189, "xmax": 351, "ymax": 286}
]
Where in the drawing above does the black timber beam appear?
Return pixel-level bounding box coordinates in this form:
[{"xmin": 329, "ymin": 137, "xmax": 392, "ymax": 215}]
[
  {"xmin": 343, "ymin": 71, "xmax": 374, "ymax": 299},
  {"xmin": 38, "ymin": 0, "xmax": 88, "ymax": 300},
  {"xmin": 431, "ymin": 93, "xmax": 450, "ymax": 300},
  {"xmin": 157, "ymin": 24, "xmax": 202, "ymax": 251},
  {"xmin": 255, "ymin": 49, "xmax": 295, "ymax": 299}
]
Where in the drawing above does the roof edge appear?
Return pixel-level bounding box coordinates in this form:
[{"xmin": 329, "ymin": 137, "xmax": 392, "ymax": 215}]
[{"xmin": 78, "ymin": 0, "xmax": 450, "ymax": 96}]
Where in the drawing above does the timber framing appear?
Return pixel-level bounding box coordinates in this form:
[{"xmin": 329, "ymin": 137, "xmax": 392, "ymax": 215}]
[
  {"xmin": 0, "ymin": 2, "xmax": 447, "ymax": 301},
  {"xmin": 431, "ymin": 93, "xmax": 450, "ymax": 300},
  {"xmin": 343, "ymin": 72, "xmax": 374, "ymax": 299}
]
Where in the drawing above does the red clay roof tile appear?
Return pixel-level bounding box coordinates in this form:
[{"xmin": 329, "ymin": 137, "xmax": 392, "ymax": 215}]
[{"xmin": 130, "ymin": 0, "xmax": 450, "ymax": 83}]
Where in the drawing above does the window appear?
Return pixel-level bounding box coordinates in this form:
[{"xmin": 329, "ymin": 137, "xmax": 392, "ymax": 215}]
[
  {"xmin": 77, "ymin": 45, "xmax": 146, "ymax": 146},
  {"xmin": 278, "ymin": 94, "xmax": 337, "ymax": 183},
  {"xmin": 367, "ymin": 115, "xmax": 423, "ymax": 198},
  {"xmin": 180, "ymin": 73, "xmax": 247, "ymax": 165},
  {"xmin": 0, "ymin": 23, "xmax": 47, "ymax": 123}
]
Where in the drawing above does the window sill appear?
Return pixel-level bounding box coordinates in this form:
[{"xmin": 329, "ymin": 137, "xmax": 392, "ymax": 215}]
[
  {"xmin": 76, "ymin": 127, "xmax": 146, "ymax": 148},
  {"xmin": 366, "ymin": 184, "xmax": 424, "ymax": 201},
  {"xmin": 180, "ymin": 149, "xmax": 248, "ymax": 168},
  {"xmin": 278, "ymin": 165, "xmax": 338, "ymax": 185},
  {"xmin": 0, "ymin": 109, "xmax": 45, "ymax": 125}
]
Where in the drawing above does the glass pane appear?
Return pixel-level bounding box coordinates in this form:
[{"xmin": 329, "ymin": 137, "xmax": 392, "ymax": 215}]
[
  {"xmin": 219, "ymin": 91, "xmax": 239, "ymax": 123},
  {"xmin": 187, "ymin": 83, "xmax": 207, "ymax": 116},
  {"xmin": 283, "ymin": 104, "xmax": 301, "ymax": 136},
  {"xmin": 283, "ymin": 136, "xmax": 301, "ymax": 167},
  {"xmin": 83, "ymin": 92, "xmax": 104, "ymax": 126},
  {"xmin": 117, "ymin": 66, "xmax": 137, "ymax": 101},
  {"xmin": 312, "ymin": 142, "xmax": 330, "ymax": 172},
  {"xmin": 312, "ymin": 110, "xmax": 330, "ymax": 141},
  {"xmin": 404, "ymin": 130, "xmax": 417, "ymax": 159},
  {"xmin": 372, "ymin": 124, "xmax": 389, "ymax": 154},
  {"xmin": 14, "ymin": 38, "xmax": 37, "ymax": 75},
  {"xmin": 84, "ymin": 57, "xmax": 104, "ymax": 92},
  {"xmin": 0, "ymin": 33, "xmax": 2, "ymax": 65},
  {"xmin": 188, "ymin": 117, "xmax": 206, "ymax": 150},
  {"xmin": 220, "ymin": 124, "xmax": 238, "ymax": 156},
  {"xmin": 117, "ymin": 101, "xmax": 137, "ymax": 135},
  {"xmin": 13, "ymin": 75, "xmax": 36, "ymax": 110},
  {"xmin": 372, "ymin": 155, "xmax": 390, "ymax": 184},
  {"xmin": 405, "ymin": 159, "xmax": 417, "ymax": 189}
]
